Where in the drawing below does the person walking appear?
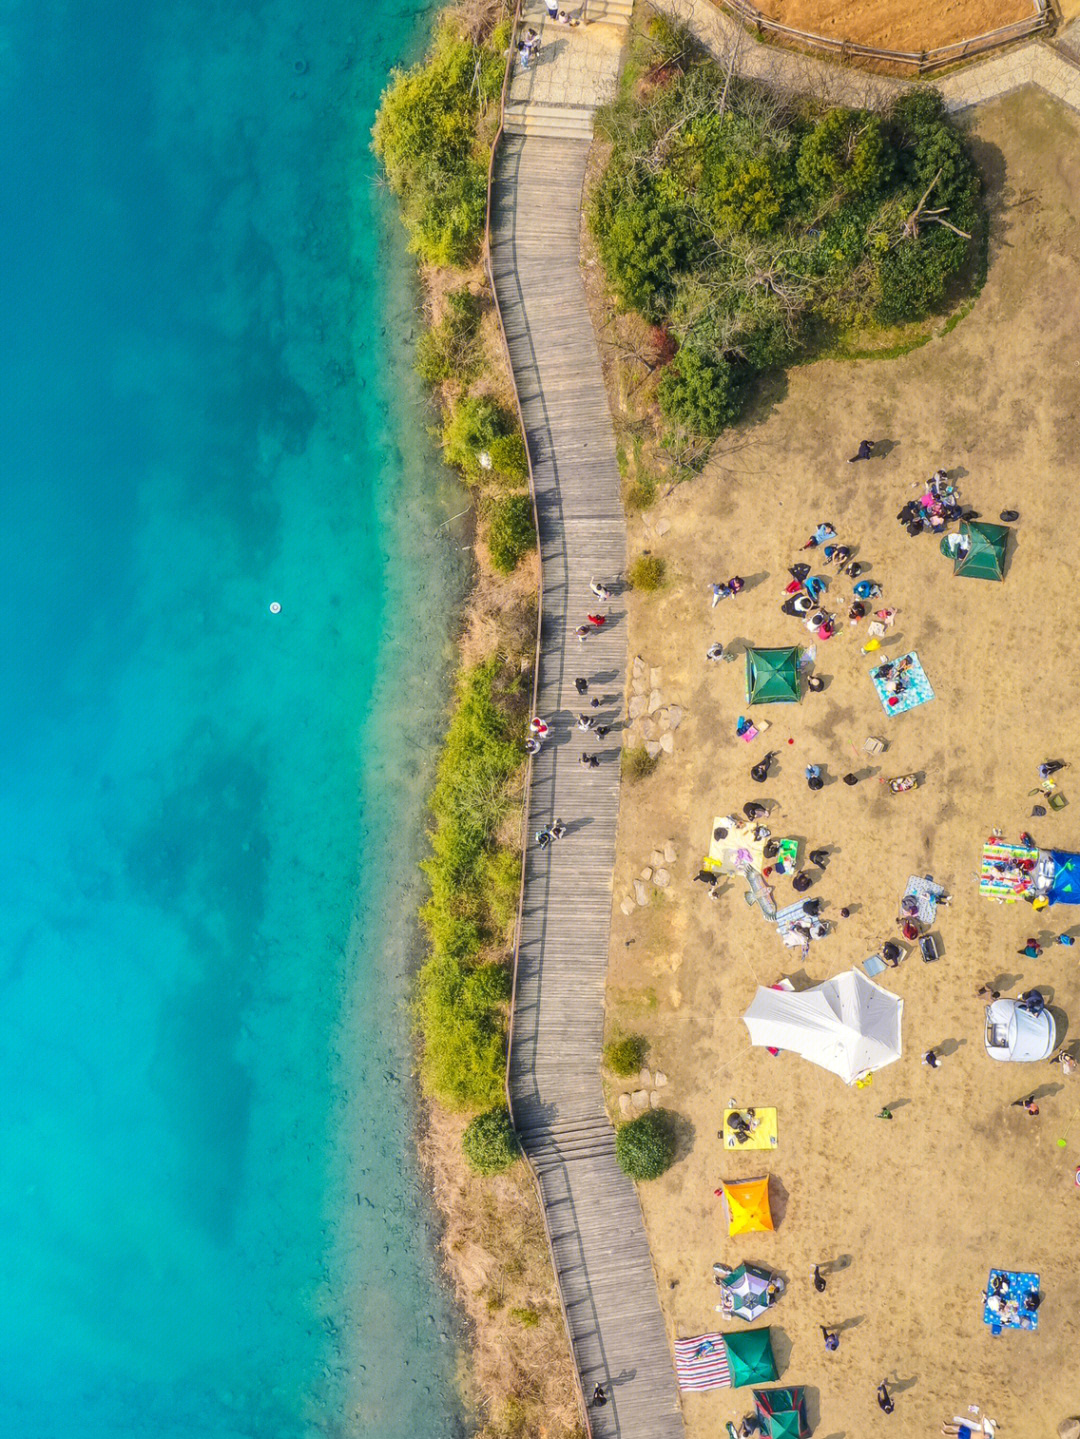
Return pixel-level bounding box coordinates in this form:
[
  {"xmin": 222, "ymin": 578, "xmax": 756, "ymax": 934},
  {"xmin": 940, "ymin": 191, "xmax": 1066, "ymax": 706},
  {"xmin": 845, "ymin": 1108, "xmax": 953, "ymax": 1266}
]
[
  {"xmin": 575, "ymin": 625, "xmax": 589, "ymax": 643},
  {"xmin": 586, "ymin": 613, "xmax": 606, "ymax": 628},
  {"xmin": 590, "ymin": 578, "xmax": 612, "ymax": 601},
  {"xmin": 848, "ymin": 439, "xmax": 875, "ymax": 463},
  {"xmin": 922, "ymin": 1050, "xmax": 941, "ymax": 1068},
  {"xmin": 595, "ymin": 724, "xmax": 611, "ymax": 739},
  {"xmin": 820, "ymin": 1326, "xmax": 840, "ymax": 1351},
  {"xmin": 792, "ymin": 871, "xmax": 812, "ymax": 893},
  {"xmin": 543, "ymin": 0, "xmax": 559, "ymax": 17},
  {"xmin": 711, "ymin": 581, "xmax": 730, "ymax": 607},
  {"xmin": 812, "ymin": 1265, "xmax": 826, "ymax": 1293},
  {"xmin": 590, "ymin": 1383, "xmax": 607, "ymax": 1408},
  {"xmin": 574, "ymin": 677, "xmax": 588, "ymax": 695},
  {"xmin": 809, "ymin": 848, "xmax": 830, "ymax": 868},
  {"xmin": 1011, "ymin": 1094, "xmax": 1039, "ymax": 1115},
  {"xmin": 549, "ymin": 819, "xmax": 566, "ymax": 841},
  {"xmin": 806, "ymin": 764, "xmax": 824, "ymax": 791},
  {"xmin": 579, "ymin": 753, "xmax": 599, "ymax": 769},
  {"xmin": 877, "ymin": 1381, "xmax": 895, "ymax": 1414},
  {"xmin": 1018, "ymin": 937, "xmax": 1043, "ymax": 958},
  {"xmin": 577, "ymin": 713, "xmax": 595, "ymax": 731}
]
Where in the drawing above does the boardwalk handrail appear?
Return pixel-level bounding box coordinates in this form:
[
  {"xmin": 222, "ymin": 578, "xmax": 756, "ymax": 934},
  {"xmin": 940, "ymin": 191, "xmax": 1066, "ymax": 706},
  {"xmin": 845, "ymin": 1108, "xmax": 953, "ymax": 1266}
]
[
  {"xmin": 482, "ymin": 7, "xmax": 594, "ymax": 1434},
  {"xmin": 718, "ymin": 0, "xmax": 1052, "ymax": 71}
]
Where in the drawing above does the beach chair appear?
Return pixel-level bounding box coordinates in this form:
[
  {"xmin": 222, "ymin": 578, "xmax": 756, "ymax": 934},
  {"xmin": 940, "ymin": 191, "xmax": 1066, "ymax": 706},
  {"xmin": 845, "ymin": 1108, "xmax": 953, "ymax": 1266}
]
[{"xmin": 864, "ymin": 736, "xmax": 886, "ymax": 755}]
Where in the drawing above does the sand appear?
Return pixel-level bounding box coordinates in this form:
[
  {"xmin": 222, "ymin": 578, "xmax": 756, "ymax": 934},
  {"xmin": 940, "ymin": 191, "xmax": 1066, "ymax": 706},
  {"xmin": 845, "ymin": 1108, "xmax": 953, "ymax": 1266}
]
[
  {"xmin": 742, "ymin": 0, "xmax": 1034, "ymax": 53},
  {"xmin": 606, "ymin": 91, "xmax": 1080, "ymax": 1437}
]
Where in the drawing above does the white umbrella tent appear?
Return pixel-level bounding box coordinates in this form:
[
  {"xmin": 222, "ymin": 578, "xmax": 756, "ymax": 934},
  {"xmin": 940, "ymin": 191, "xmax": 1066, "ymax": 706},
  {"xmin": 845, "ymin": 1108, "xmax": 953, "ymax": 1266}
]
[{"xmin": 742, "ymin": 969, "xmax": 903, "ymax": 1084}]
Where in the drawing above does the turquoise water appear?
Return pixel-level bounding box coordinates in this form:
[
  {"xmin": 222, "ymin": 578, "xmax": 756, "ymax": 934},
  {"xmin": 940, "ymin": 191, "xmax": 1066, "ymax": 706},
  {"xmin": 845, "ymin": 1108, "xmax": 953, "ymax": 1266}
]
[{"xmin": 0, "ymin": 1, "xmax": 470, "ymax": 1435}]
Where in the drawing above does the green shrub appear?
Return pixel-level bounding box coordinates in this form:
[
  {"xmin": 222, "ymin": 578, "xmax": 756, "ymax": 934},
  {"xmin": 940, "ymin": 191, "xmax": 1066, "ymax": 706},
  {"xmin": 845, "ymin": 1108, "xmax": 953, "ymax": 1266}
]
[
  {"xmin": 605, "ymin": 1035, "xmax": 646, "ymax": 1076},
  {"xmin": 657, "ymin": 348, "xmax": 746, "ymax": 437},
  {"xmin": 462, "ymin": 1107, "xmax": 520, "ymax": 1174},
  {"xmin": 508, "ymin": 1306, "xmax": 541, "ymax": 1327},
  {"xmin": 592, "ymin": 175, "xmax": 695, "ymax": 318},
  {"xmin": 874, "ymin": 226, "xmax": 968, "ymax": 323},
  {"xmin": 622, "ymin": 745, "xmax": 659, "ymax": 782},
  {"xmin": 488, "ymin": 494, "xmax": 536, "ymax": 574},
  {"xmin": 626, "ymin": 553, "xmax": 666, "ymax": 591},
  {"xmin": 797, "ymin": 109, "xmax": 892, "ymax": 202},
  {"xmin": 415, "ymin": 660, "xmax": 526, "ymax": 1109},
  {"xmin": 372, "ymin": 20, "xmax": 505, "ymax": 266},
  {"xmin": 615, "ymin": 1108, "xmax": 676, "ymax": 1180},
  {"xmin": 415, "ymin": 286, "xmax": 483, "ymax": 384},
  {"xmin": 442, "ymin": 395, "xmax": 526, "ymax": 485}
]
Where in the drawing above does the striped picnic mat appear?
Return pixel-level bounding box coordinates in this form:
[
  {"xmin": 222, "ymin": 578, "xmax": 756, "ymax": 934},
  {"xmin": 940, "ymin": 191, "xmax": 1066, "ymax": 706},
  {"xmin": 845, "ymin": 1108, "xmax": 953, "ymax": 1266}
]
[
  {"xmin": 979, "ymin": 840, "xmax": 1037, "ymax": 900},
  {"xmin": 674, "ymin": 1333, "xmax": 732, "ymax": 1391}
]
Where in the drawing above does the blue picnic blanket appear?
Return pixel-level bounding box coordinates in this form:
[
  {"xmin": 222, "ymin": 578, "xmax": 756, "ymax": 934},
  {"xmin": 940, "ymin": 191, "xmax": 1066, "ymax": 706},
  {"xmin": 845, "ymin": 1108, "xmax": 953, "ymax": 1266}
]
[
  {"xmin": 870, "ymin": 651, "xmax": 934, "ymax": 716},
  {"xmin": 983, "ymin": 1269, "xmax": 1039, "ymax": 1332},
  {"xmin": 903, "ymin": 874, "xmax": 947, "ymax": 923}
]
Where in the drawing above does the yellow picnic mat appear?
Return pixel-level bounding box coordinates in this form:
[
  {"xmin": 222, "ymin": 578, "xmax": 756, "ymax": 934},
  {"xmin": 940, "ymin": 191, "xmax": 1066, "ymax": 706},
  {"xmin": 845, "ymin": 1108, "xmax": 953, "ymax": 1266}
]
[{"xmin": 722, "ymin": 1107, "xmax": 778, "ymax": 1150}]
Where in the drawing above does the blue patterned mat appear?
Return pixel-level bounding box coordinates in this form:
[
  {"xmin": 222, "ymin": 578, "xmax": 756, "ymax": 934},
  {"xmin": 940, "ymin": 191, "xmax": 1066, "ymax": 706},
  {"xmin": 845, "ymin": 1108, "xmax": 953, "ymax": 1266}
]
[
  {"xmin": 870, "ymin": 651, "xmax": 934, "ymax": 716},
  {"xmin": 983, "ymin": 1269, "xmax": 1039, "ymax": 1332}
]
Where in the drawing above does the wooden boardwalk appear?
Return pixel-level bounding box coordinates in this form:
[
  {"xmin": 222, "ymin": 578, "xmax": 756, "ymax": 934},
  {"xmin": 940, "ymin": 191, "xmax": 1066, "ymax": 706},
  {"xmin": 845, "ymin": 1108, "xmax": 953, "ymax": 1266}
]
[{"xmin": 490, "ymin": 136, "xmax": 685, "ymax": 1439}]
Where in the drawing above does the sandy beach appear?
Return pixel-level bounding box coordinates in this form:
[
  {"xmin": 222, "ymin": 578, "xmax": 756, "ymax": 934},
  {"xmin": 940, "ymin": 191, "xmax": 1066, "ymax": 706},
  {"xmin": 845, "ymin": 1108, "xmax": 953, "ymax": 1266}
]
[{"xmin": 606, "ymin": 90, "xmax": 1080, "ymax": 1436}]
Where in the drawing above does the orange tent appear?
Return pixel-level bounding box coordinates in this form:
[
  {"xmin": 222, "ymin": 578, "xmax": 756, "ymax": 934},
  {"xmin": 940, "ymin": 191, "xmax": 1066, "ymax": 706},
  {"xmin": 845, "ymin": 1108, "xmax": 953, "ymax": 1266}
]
[{"xmin": 721, "ymin": 1177, "xmax": 774, "ymax": 1236}]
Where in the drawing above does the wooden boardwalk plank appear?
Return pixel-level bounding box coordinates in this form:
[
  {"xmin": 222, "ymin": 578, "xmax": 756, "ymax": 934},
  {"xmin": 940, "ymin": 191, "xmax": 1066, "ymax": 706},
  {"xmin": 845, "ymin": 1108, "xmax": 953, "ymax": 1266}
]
[{"xmin": 490, "ymin": 133, "xmax": 685, "ymax": 1439}]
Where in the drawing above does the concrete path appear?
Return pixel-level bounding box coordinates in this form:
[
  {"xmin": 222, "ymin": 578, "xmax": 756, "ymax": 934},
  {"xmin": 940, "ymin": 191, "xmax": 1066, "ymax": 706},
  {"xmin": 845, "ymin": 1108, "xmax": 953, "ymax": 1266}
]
[
  {"xmin": 504, "ymin": 0, "xmax": 628, "ymax": 137},
  {"xmin": 651, "ymin": 0, "xmax": 1080, "ymax": 113}
]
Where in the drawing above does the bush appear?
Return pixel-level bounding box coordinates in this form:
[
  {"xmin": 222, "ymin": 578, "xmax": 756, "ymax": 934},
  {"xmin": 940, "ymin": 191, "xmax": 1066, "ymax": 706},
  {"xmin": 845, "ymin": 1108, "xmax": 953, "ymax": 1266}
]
[
  {"xmin": 605, "ymin": 1035, "xmax": 646, "ymax": 1076},
  {"xmin": 487, "ymin": 494, "xmax": 536, "ymax": 574},
  {"xmin": 508, "ymin": 1306, "xmax": 541, "ymax": 1327},
  {"xmin": 417, "ymin": 957, "xmax": 511, "ymax": 1109},
  {"xmin": 626, "ymin": 553, "xmax": 666, "ymax": 591},
  {"xmin": 796, "ymin": 109, "xmax": 891, "ymax": 202},
  {"xmin": 415, "ymin": 286, "xmax": 483, "ymax": 384},
  {"xmin": 372, "ymin": 20, "xmax": 505, "ymax": 266},
  {"xmin": 442, "ymin": 395, "xmax": 527, "ymax": 485},
  {"xmin": 657, "ymin": 348, "xmax": 746, "ymax": 437},
  {"xmin": 874, "ymin": 227, "xmax": 968, "ymax": 324},
  {"xmin": 615, "ymin": 1108, "xmax": 676, "ymax": 1180},
  {"xmin": 593, "ymin": 176, "xmax": 695, "ymax": 317},
  {"xmin": 462, "ymin": 1106, "xmax": 520, "ymax": 1174},
  {"xmin": 622, "ymin": 745, "xmax": 659, "ymax": 782}
]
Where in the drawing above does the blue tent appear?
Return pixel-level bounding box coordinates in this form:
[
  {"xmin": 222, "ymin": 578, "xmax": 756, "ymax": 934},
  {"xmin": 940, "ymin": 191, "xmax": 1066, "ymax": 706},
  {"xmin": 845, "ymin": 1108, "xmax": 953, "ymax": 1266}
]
[{"xmin": 1044, "ymin": 850, "xmax": 1080, "ymax": 905}]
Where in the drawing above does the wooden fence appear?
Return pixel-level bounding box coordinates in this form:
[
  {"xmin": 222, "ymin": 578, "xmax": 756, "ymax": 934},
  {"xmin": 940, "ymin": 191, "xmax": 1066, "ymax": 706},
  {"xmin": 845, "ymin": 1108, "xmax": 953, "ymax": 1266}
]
[{"xmin": 719, "ymin": 0, "xmax": 1053, "ymax": 73}]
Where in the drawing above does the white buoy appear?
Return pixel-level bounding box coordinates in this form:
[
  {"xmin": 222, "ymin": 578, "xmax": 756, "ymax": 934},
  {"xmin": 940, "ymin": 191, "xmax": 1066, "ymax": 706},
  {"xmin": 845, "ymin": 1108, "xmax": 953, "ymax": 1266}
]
[{"xmin": 269, "ymin": 602, "xmax": 281, "ymax": 614}]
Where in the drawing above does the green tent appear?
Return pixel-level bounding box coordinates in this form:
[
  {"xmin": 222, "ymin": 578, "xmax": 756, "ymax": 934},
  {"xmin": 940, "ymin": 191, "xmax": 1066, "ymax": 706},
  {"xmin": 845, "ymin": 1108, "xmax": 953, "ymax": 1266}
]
[
  {"xmin": 745, "ymin": 646, "xmax": 801, "ymax": 705},
  {"xmin": 954, "ymin": 520, "xmax": 1009, "ymax": 581},
  {"xmin": 753, "ymin": 1387, "xmax": 810, "ymax": 1438},
  {"xmin": 722, "ymin": 1327, "xmax": 778, "ymax": 1387}
]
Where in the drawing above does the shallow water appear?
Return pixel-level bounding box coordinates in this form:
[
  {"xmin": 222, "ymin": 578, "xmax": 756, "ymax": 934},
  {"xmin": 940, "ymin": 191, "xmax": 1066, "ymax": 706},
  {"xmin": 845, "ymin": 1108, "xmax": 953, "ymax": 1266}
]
[{"xmin": 0, "ymin": 1, "xmax": 469, "ymax": 1434}]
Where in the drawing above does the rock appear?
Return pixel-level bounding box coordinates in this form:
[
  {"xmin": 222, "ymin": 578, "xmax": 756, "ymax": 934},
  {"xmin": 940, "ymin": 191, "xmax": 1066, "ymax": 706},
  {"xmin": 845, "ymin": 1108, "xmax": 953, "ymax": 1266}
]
[
  {"xmin": 650, "ymin": 1090, "xmax": 661, "ymax": 1107},
  {"xmin": 645, "ymin": 740, "xmax": 662, "ymax": 759},
  {"xmin": 650, "ymin": 667, "xmax": 662, "ymax": 688},
  {"xmin": 650, "ymin": 849, "xmax": 665, "ymax": 868},
  {"xmin": 654, "ymin": 1071, "xmax": 668, "ymax": 1087},
  {"xmin": 638, "ymin": 1068, "xmax": 652, "ymax": 1087},
  {"xmin": 641, "ymin": 719, "xmax": 656, "ymax": 741},
  {"xmin": 640, "ymin": 866, "xmax": 653, "ymax": 881},
  {"xmin": 667, "ymin": 705, "xmax": 684, "ymax": 730},
  {"xmin": 628, "ymin": 693, "xmax": 647, "ymax": 719},
  {"xmin": 632, "ymin": 656, "xmax": 646, "ymax": 677},
  {"xmin": 655, "ymin": 709, "xmax": 671, "ymax": 732},
  {"xmin": 633, "ymin": 880, "xmax": 650, "ymax": 906},
  {"xmin": 655, "ymin": 518, "xmax": 671, "ymax": 537},
  {"xmin": 631, "ymin": 676, "xmax": 647, "ymax": 696},
  {"xmin": 664, "ymin": 841, "xmax": 678, "ymax": 864},
  {"xmin": 648, "ymin": 688, "xmax": 664, "ymax": 714},
  {"xmin": 618, "ymin": 1092, "xmax": 633, "ymax": 1118},
  {"xmin": 631, "ymin": 1089, "xmax": 649, "ymax": 1110},
  {"xmin": 659, "ymin": 732, "xmax": 675, "ymax": 754},
  {"xmin": 620, "ymin": 899, "xmax": 636, "ymax": 916},
  {"xmin": 653, "ymin": 868, "xmax": 671, "ymax": 888}
]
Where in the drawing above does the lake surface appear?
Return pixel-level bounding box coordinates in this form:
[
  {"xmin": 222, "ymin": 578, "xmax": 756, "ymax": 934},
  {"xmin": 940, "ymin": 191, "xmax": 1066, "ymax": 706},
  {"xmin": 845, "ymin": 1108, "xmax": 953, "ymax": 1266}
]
[{"xmin": 0, "ymin": 1, "xmax": 469, "ymax": 1434}]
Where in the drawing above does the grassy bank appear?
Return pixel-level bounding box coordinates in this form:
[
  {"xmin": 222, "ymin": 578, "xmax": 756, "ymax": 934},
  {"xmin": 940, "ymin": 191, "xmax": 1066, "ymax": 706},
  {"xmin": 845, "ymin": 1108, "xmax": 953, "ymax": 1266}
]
[{"xmin": 373, "ymin": 7, "xmax": 582, "ymax": 1436}]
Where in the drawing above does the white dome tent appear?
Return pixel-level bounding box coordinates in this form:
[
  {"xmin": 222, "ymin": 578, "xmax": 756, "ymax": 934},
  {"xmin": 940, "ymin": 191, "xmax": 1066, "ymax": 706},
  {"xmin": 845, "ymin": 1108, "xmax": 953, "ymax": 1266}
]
[{"xmin": 742, "ymin": 969, "xmax": 903, "ymax": 1084}]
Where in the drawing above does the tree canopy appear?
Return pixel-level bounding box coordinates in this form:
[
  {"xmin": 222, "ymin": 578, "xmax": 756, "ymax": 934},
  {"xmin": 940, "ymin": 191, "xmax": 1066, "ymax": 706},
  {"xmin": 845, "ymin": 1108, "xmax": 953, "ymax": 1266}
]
[{"xmin": 591, "ymin": 37, "xmax": 982, "ymax": 438}]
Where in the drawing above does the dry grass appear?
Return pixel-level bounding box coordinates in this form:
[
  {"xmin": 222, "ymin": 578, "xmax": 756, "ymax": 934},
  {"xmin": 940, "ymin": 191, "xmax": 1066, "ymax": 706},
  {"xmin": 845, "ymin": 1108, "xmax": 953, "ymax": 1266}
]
[{"xmin": 420, "ymin": 1106, "xmax": 585, "ymax": 1439}]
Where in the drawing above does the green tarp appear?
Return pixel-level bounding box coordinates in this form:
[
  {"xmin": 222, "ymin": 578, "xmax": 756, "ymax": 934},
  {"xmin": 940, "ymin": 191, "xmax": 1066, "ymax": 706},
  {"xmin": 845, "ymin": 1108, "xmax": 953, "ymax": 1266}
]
[
  {"xmin": 954, "ymin": 520, "xmax": 1009, "ymax": 581},
  {"xmin": 745, "ymin": 646, "xmax": 801, "ymax": 705},
  {"xmin": 723, "ymin": 1327, "xmax": 778, "ymax": 1386},
  {"xmin": 753, "ymin": 1387, "xmax": 810, "ymax": 1438}
]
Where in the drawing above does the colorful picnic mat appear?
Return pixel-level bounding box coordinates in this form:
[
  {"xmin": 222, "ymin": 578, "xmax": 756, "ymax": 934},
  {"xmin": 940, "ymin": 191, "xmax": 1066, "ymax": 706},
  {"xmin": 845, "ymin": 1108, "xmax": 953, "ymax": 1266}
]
[
  {"xmin": 983, "ymin": 1269, "xmax": 1040, "ymax": 1332},
  {"xmin": 870, "ymin": 651, "xmax": 934, "ymax": 716},
  {"xmin": 979, "ymin": 839, "xmax": 1038, "ymax": 901},
  {"xmin": 723, "ymin": 1107, "xmax": 778, "ymax": 1150},
  {"xmin": 674, "ymin": 1333, "xmax": 732, "ymax": 1390}
]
